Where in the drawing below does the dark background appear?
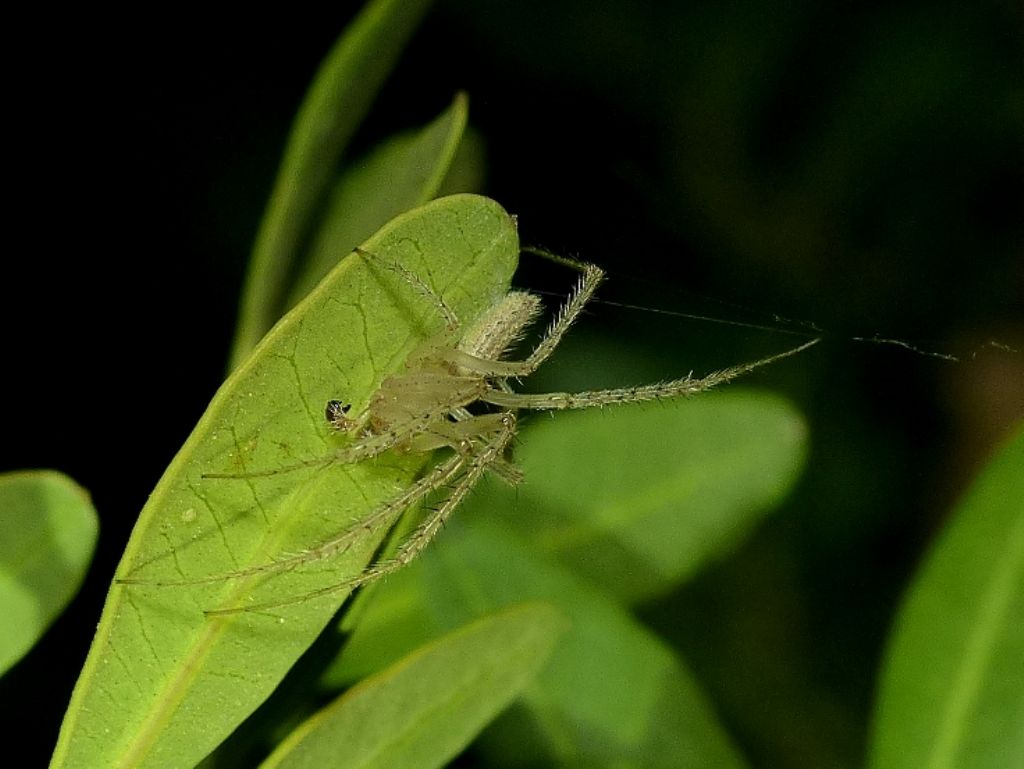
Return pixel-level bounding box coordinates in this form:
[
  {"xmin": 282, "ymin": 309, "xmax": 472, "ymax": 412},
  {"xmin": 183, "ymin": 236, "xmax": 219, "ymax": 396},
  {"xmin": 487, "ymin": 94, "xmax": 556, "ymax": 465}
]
[{"xmin": 4, "ymin": 2, "xmax": 1022, "ymax": 767}]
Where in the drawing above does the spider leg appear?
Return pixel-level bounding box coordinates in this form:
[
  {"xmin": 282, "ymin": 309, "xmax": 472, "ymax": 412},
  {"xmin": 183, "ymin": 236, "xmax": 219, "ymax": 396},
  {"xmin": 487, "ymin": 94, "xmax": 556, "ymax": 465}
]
[
  {"xmin": 443, "ymin": 261, "xmax": 606, "ymax": 379},
  {"xmin": 345, "ymin": 415, "xmax": 516, "ymax": 580},
  {"xmin": 519, "ymin": 258, "xmax": 605, "ymax": 375},
  {"xmin": 119, "ymin": 449, "xmax": 471, "ymax": 588},
  {"xmin": 205, "ymin": 413, "xmax": 517, "ymax": 615},
  {"xmin": 402, "ymin": 412, "xmax": 515, "ymax": 453},
  {"xmin": 202, "ymin": 454, "xmax": 335, "ymax": 480},
  {"xmin": 481, "ymin": 339, "xmax": 819, "ymax": 411},
  {"xmin": 448, "ymin": 407, "xmax": 522, "ymax": 484},
  {"xmin": 403, "ymin": 412, "xmax": 523, "ymax": 484},
  {"xmin": 201, "ymin": 403, "xmax": 477, "ymax": 480},
  {"xmin": 355, "ymin": 247, "xmax": 460, "ymax": 330}
]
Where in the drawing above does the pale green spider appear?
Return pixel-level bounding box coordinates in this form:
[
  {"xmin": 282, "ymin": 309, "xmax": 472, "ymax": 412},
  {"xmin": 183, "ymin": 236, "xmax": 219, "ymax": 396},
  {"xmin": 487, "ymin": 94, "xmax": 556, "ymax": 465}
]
[{"xmin": 121, "ymin": 247, "xmax": 816, "ymax": 614}]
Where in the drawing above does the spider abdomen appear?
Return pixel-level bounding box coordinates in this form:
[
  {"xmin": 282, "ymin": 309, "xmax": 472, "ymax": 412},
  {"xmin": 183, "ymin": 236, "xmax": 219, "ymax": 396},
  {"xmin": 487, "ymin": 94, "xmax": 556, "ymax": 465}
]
[{"xmin": 458, "ymin": 291, "xmax": 542, "ymax": 362}]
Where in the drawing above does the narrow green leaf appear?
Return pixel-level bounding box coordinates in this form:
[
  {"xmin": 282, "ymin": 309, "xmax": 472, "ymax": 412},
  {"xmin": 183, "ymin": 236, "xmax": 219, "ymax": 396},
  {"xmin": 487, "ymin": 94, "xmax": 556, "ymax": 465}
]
[
  {"xmin": 287, "ymin": 92, "xmax": 471, "ymax": 307},
  {"xmin": 261, "ymin": 604, "xmax": 566, "ymax": 769},
  {"xmin": 500, "ymin": 392, "xmax": 808, "ymax": 602},
  {"xmin": 330, "ymin": 558, "xmax": 438, "ymax": 685},
  {"xmin": 338, "ymin": 515, "xmax": 750, "ymax": 768},
  {"xmin": 434, "ymin": 124, "xmax": 486, "ymax": 199},
  {"xmin": 0, "ymin": 470, "xmax": 97, "ymax": 676},
  {"xmin": 51, "ymin": 195, "xmax": 518, "ymax": 769},
  {"xmin": 230, "ymin": 0, "xmax": 434, "ymax": 368},
  {"xmin": 869, "ymin": 423, "xmax": 1024, "ymax": 769}
]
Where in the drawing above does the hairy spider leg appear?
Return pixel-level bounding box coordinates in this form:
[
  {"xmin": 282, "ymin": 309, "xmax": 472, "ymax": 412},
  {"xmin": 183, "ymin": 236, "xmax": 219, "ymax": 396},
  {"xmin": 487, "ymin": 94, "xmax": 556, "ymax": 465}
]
[
  {"xmin": 481, "ymin": 338, "xmax": 821, "ymax": 411},
  {"xmin": 119, "ymin": 447, "xmax": 473, "ymax": 588},
  {"xmin": 199, "ymin": 404, "xmax": 473, "ymax": 480},
  {"xmin": 358, "ymin": 245, "xmax": 605, "ymax": 383},
  {"xmin": 354, "ymin": 246, "xmax": 459, "ymax": 330},
  {"xmin": 204, "ymin": 413, "xmax": 518, "ymax": 616},
  {"xmin": 121, "ymin": 411, "xmax": 522, "ymax": 592},
  {"xmin": 437, "ymin": 260, "xmax": 606, "ymax": 380}
]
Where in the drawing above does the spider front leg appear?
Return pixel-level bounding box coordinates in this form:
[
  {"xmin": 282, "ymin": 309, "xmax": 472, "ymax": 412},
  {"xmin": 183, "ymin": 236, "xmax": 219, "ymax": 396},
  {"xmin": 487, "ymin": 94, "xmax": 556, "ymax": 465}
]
[
  {"xmin": 354, "ymin": 247, "xmax": 461, "ymax": 331},
  {"xmin": 480, "ymin": 338, "xmax": 820, "ymax": 411},
  {"xmin": 200, "ymin": 415, "xmax": 450, "ymax": 480},
  {"xmin": 444, "ymin": 259, "xmax": 606, "ymax": 380}
]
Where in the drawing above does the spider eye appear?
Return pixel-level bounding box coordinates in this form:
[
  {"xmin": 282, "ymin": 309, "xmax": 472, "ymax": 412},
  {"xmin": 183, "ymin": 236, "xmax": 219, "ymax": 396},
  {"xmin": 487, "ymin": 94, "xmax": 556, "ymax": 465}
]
[{"xmin": 325, "ymin": 400, "xmax": 352, "ymax": 425}]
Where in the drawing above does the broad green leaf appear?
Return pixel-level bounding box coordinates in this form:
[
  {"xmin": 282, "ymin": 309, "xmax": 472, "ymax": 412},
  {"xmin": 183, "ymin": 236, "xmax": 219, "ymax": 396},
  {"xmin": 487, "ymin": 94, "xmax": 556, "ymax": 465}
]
[
  {"xmin": 0, "ymin": 470, "xmax": 97, "ymax": 676},
  {"xmin": 337, "ymin": 516, "xmax": 750, "ymax": 768},
  {"xmin": 287, "ymin": 92, "xmax": 471, "ymax": 307},
  {"xmin": 231, "ymin": 0, "xmax": 434, "ymax": 368},
  {"xmin": 869, "ymin": 423, "xmax": 1024, "ymax": 769},
  {"xmin": 51, "ymin": 195, "xmax": 518, "ymax": 769},
  {"xmin": 499, "ymin": 392, "xmax": 807, "ymax": 602},
  {"xmin": 261, "ymin": 603, "xmax": 566, "ymax": 769}
]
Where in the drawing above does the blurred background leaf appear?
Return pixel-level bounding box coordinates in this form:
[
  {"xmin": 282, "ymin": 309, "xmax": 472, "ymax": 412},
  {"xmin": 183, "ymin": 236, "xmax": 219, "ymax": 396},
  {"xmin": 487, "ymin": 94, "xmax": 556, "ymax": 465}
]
[
  {"xmin": 0, "ymin": 471, "xmax": 97, "ymax": 677},
  {"xmin": 868, "ymin": 424, "xmax": 1024, "ymax": 769},
  {"xmin": 260, "ymin": 604, "xmax": 565, "ymax": 769},
  {"xmin": 230, "ymin": 0, "xmax": 435, "ymax": 366},
  {"xmin": 490, "ymin": 392, "xmax": 808, "ymax": 603},
  {"xmin": 287, "ymin": 92, "xmax": 470, "ymax": 306}
]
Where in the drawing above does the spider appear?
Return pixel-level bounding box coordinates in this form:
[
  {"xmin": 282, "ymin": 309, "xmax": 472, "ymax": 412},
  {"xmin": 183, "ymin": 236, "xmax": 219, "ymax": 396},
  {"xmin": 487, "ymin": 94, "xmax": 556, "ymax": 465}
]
[{"xmin": 120, "ymin": 247, "xmax": 817, "ymax": 615}]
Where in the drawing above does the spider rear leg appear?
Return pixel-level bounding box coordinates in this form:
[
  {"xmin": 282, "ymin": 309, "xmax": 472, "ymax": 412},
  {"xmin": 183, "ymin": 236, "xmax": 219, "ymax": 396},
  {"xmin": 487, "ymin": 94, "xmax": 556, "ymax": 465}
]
[
  {"xmin": 120, "ymin": 448, "xmax": 472, "ymax": 590},
  {"xmin": 205, "ymin": 414, "xmax": 518, "ymax": 616}
]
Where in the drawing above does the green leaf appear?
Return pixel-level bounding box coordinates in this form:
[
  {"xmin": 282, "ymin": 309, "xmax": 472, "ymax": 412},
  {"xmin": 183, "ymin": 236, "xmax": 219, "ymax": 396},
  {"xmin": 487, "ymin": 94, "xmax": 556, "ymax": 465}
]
[
  {"xmin": 434, "ymin": 124, "xmax": 486, "ymax": 198},
  {"xmin": 869, "ymin": 423, "xmax": 1024, "ymax": 769},
  {"xmin": 51, "ymin": 195, "xmax": 519, "ymax": 769},
  {"xmin": 230, "ymin": 0, "xmax": 435, "ymax": 368},
  {"xmin": 330, "ymin": 555, "xmax": 438, "ymax": 685},
  {"xmin": 338, "ymin": 516, "xmax": 750, "ymax": 768},
  {"xmin": 261, "ymin": 603, "xmax": 566, "ymax": 769},
  {"xmin": 0, "ymin": 470, "xmax": 97, "ymax": 676},
  {"xmin": 287, "ymin": 92, "xmax": 471, "ymax": 308},
  {"xmin": 498, "ymin": 392, "xmax": 808, "ymax": 602}
]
